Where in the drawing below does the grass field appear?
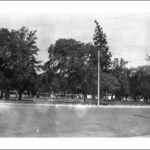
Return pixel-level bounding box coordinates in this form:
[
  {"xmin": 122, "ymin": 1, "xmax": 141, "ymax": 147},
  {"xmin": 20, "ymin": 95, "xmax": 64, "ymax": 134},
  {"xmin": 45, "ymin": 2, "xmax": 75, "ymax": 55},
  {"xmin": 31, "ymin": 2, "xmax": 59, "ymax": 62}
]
[{"xmin": 0, "ymin": 103, "xmax": 150, "ymax": 137}]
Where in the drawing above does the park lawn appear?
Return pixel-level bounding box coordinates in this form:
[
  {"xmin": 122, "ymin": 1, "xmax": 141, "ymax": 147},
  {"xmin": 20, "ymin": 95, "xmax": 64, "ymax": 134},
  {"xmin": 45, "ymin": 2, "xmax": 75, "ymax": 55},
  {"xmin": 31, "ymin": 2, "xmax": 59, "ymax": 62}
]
[{"xmin": 0, "ymin": 103, "xmax": 150, "ymax": 137}]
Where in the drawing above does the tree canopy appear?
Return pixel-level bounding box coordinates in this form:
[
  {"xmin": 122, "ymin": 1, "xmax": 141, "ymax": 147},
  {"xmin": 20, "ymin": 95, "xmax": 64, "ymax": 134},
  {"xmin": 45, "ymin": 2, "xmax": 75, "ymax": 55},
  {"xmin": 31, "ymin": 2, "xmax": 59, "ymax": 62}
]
[
  {"xmin": 0, "ymin": 27, "xmax": 40, "ymax": 100},
  {"xmin": 0, "ymin": 21, "xmax": 150, "ymax": 104}
]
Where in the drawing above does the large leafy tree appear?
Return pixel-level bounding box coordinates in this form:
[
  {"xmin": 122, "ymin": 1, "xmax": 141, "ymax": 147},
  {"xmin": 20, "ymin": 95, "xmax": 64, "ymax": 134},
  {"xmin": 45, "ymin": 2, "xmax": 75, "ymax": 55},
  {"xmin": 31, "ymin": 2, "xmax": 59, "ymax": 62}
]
[
  {"xmin": 130, "ymin": 66, "xmax": 150, "ymax": 103},
  {"xmin": 45, "ymin": 39, "xmax": 99, "ymax": 99},
  {"xmin": 46, "ymin": 39, "xmax": 88, "ymax": 96},
  {"xmin": 11, "ymin": 27, "xmax": 40, "ymax": 100},
  {"xmin": 111, "ymin": 58, "xmax": 130, "ymax": 101},
  {"xmin": 0, "ymin": 28, "xmax": 16, "ymax": 99},
  {"xmin": 0, "ymin": 27, "xmax": 40, "ymax": 100},
  {"xmin": 67, "ymin": 42, "xmax": 98, "ymax": 99}
]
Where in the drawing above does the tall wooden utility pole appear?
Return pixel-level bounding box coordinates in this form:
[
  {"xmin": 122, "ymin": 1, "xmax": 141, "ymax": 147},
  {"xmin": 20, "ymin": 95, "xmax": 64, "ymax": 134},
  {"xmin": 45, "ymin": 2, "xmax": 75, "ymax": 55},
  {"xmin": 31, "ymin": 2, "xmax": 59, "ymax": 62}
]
[{"xmin": 98, "ymin": 50, "xmax": 100, "ymax": 106}]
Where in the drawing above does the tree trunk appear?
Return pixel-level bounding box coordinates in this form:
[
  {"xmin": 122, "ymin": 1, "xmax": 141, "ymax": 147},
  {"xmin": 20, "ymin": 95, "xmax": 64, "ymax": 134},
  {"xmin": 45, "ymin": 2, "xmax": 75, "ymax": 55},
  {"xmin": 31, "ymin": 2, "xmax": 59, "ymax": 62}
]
[
  {"xmin": 92, "ymin": 94, "xmax": 95, "ymax": 100},
  {"xmin": 84, "ymin": 94, "xmax": 87, "ymax": 101},
  {"xmin": 18, "ymin": 91, "xmax": 22, "ymax": 101},
  {"xmin": 133, "ymin": 96, "xmax": 137, "ymax": 102},
  {"xmin": 111, "ymin": 95, "xmax": 112, "ymax": 101},
  {"xmin": 0, "ymin": 91, "xmax": 3, "ymax": 99},
  {"xmin": 5, "ymin": 90, "xmax": 10, "ymax": 100},
  {"xmin": 63, "ymin": 91, "xmax": 66, "ymax": 97},
  {"xmin": 29, "ymin": 91, "xmax": 32, "ymax": 98},
  {"xmin": 36, "ymin": 93, "xmax": 40, "ymax": 98}
]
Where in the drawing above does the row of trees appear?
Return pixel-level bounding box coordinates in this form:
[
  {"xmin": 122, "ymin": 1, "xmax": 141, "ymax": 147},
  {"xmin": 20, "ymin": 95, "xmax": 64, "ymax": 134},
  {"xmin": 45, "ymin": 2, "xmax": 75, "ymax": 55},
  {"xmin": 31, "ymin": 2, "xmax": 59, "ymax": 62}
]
[
  {"xmin": 42, "ymin": 21, "xmax": 150, "ymax": 103},
  {"xmin": 0, "ymin": 20, "xmax": 150, "ymax": 103}
]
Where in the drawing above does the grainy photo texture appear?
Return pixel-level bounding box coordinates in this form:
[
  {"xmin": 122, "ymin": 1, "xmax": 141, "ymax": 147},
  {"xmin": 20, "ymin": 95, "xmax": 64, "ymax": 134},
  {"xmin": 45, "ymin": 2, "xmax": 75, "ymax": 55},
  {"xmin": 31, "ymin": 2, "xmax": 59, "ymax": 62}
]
[{"xmin": 0, "ymin": 1, "xmax": 149, "ymax": 137}]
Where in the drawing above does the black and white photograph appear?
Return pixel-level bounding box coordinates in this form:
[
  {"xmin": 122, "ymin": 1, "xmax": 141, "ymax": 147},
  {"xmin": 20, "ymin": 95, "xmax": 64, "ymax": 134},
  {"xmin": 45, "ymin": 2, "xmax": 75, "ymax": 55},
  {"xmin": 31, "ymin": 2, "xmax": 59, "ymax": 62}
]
[{"xmin": 0, "ymin": 1, "xmax": 150, "ymax": 145}]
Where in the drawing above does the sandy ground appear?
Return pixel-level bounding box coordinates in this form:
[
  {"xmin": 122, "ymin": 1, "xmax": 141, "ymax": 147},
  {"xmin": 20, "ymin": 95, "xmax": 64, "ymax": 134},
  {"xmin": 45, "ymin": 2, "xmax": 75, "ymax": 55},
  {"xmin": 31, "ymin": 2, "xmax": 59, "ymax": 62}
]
[{"xmin": 0, "ymin": 103, "xmax": 150, "ymax": 137}]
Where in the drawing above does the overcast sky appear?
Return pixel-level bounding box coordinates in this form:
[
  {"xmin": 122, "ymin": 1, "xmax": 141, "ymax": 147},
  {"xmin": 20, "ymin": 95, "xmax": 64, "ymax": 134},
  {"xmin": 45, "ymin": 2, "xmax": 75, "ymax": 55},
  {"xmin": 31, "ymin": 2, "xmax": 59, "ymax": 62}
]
[{"xmin": 0, "ymin": 1, "xmax": 150, "ymax": 67}]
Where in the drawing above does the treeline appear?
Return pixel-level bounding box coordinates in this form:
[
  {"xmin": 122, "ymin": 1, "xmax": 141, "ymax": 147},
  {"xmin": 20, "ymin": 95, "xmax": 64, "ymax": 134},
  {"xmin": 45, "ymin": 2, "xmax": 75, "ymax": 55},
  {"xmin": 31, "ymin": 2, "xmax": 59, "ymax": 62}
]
[{"xmin": 0, "ymin": 20, "xmax": 150, "ymax": 103}]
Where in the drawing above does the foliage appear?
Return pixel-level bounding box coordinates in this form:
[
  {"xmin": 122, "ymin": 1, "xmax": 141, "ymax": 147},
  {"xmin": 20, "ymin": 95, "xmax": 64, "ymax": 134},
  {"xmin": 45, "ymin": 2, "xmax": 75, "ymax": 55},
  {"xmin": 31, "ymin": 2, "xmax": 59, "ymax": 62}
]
[
  {"xmin": 1, "ymin": 21, "xmax": 150, "ymax": 105},
  {"xmin": 111, "ymin": 58, "xmax": 130, "ymax": 100},
  {"xmin": 130, "ymin": 66, "xmax": 150, "ymax": 103},
  {"xmin": 0, "ymin": 27, "xmax": 40, "ymax": 100},
  {"xmin": 93, "ymin": 20, "xmax": 112, "ymax": 72}
]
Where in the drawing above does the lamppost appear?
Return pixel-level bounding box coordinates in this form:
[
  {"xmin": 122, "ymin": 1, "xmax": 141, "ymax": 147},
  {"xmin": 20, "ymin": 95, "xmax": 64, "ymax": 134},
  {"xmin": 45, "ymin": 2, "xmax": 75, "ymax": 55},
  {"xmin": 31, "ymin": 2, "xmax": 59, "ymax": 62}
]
[{"xmin": 98, "ymin": 50, "xmax": 100, "ymax": 106}]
